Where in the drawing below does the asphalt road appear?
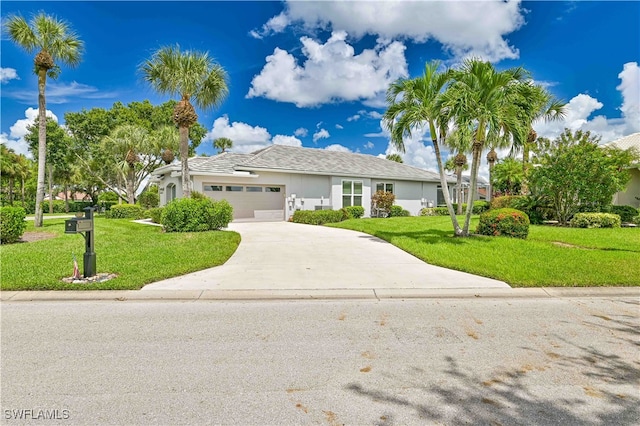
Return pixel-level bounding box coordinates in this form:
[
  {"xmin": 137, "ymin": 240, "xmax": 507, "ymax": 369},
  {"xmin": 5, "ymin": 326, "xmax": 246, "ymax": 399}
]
[{"xmin": 1, "ymin": 297, "xmax": 639, "ymax": 425}]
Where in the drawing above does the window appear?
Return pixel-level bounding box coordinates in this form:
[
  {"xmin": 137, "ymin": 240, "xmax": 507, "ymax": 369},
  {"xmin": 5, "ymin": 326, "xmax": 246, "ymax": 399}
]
[
  {"xmin": 437, "ymin": 185, "xmax": 445, "ymax": 206},
  {"xmin": 265, "ymin": 187, "xmax": 281, "ymax": 192},
  {"xmin": 166, "ymin": 184, "xmax": 176, "ymax": 202},
  {"xmin": 246, "ymin": 186, "xmax": 263, "ymax": 193},
  {"xmin": 226, "ymin": 186, "xmax": 243, "ymax": 192},
  {"xmin": 204, "ymin": 185, "xmax": 223, "ymax": 191},
  {"xmin": 375, "ymin": 182, "xmax": 394, "ymax": 193},
  {"xmin": 342, "ymin": 180, "xmax": 362, "ymax": 207}
]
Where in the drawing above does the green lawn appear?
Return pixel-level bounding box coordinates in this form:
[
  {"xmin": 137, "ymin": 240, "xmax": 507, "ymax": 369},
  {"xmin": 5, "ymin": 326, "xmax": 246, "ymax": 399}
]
[
  {"xmin": 328, "ymin": 216, "xmax": 640, "ymax": 287},
  {"xmin": 1, "ymin": 218, "xmax": 240, "ymax": 291}
]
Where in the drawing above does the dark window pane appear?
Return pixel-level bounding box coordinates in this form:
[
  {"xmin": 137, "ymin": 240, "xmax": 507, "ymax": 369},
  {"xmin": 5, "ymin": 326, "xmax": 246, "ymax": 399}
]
[{"xmin": 226, "ymin": 186, "xmax": 243, "ymax": 192}]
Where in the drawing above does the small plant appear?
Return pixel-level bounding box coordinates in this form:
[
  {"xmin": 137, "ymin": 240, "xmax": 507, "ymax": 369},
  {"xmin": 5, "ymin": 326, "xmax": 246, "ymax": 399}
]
[
  {"xmin": 389, "ymin": 205, "xmax": 410, "ymax": 217},
  {"xmin": 138, "ymin": 191, "xmax": 160, "ymax": 209},
  {"xmin": 372, "ymin": 191, "xmax": 395, "ymax": 216},
  {"xmin": 420, "ymin": 207, "xmax": 438, "ymax": 216},
  {"xmin": 476, "ymin": 208, "xmax": 530, "ymax": 239},
  {"xmin": 570, "ymin": 213, "xmax": 621, "ymax": 228},
  {"xmin": 109, "ymin": 204, "xmax": 145, "ymax": 219},
  {"xmin": 1, "ymin": 206, "xmax": 27, "ymax": 244},
  {"xmin": 490, "ymin": 195, "xmax": 527, "ymax": 210},
  {"xmin": 344, "ymin": 206, "xmax": 365, "ymax": 219},
  {"xmin": 148, "ymin": 207, "xmax": 164, "ymax": 224}
]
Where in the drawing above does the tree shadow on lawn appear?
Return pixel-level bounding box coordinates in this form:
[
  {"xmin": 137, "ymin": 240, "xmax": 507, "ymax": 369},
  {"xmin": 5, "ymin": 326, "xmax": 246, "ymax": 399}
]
[
  {"xmin": 366, "ymin": 229, "xmax": 494, "ymax": 246},
  {"xmin": 345, "ymin": 319, "xmax": 640, "ymax": 425}
]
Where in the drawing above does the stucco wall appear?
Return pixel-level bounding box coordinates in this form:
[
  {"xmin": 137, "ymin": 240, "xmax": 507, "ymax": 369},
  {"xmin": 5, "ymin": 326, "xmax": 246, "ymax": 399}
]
[{"xmin": 614, "ymin": 168, "xmax": 640, "ymax": 208}]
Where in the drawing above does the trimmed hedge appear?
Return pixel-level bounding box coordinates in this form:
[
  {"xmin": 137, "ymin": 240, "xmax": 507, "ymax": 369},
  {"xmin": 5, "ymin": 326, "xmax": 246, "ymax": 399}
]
[
  {"xmin": 1, "ymin": 206, "xmax": 27, "ymax": 244},
  {"xmin": 41, "ymin": 200, "xmax": 94, "ymax": 213},
  {"xmin": 420, "ymin": 207, "xmax": 449, "ymax": 216},
  {"xmin": 108, "ymin": 204, "xmax": 145, "ymax": 219},
  {"xmin": 389, "ymin": 205, "xmax": 410, "ymax": 217},
  {"xmin": 161, "ymin": 198, "xmax": 233, "ymax": 232},
  {"xmin": 476, "ymin": 208, "xmax": 530, "ymax": 239},
  {"xmin": 344, "ymin": 206, "xmax": 365, "ymax": 219},
  {"xmin": 609, "ymin": 205, "xmax": 639, "ymax": 223},
  {"xmin": 452, "ymin": 201, "xmax": 490, "ymax": 214},
  {"xmin": 138, "ymin": 191, "xmax": 160, "ymax": 209},
  {"xmin": 292, "ymin": 209, "xmax": 345, "ymax": 225},
  {"xmin": 570, "ymin": 213, "xmax": 621, "ymax": 228}
]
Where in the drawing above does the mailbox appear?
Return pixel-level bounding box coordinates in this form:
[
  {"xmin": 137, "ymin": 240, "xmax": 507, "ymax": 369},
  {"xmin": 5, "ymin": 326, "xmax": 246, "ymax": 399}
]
[{"xmin": 65, "ymin": 218, "xmax": 93, "ymax": 233}]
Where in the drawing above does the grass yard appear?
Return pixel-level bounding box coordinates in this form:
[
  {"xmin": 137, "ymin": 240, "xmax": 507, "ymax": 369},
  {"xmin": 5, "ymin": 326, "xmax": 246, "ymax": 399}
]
[
  {"xmin": 328, "ymin": 216, "xmax": 640, "ymax": 287},
  {"xmin": 1, "ymin": 218, "xmax": 240, "ymax": 291}
]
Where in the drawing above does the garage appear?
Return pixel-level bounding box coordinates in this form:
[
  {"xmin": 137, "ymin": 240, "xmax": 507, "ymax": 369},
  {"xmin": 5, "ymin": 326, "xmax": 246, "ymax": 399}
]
[{"xmin": 203, "ymin": 183, "xmax": 285, "ymax": 220}]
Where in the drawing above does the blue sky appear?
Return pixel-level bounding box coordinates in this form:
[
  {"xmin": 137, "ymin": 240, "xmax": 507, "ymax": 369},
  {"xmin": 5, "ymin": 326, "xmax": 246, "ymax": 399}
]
[{"xmin": 2, "ymin": 1, "xmax": 639, "ymax": 177}]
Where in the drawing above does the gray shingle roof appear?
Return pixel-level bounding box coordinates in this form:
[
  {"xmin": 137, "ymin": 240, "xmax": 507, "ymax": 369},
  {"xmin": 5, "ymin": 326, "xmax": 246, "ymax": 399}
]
[
  {"xmin": 605, "ymin": 132, "xmax": 640, "ymax": 151},
  {"xmin": 236, "ymin": 145, "xmax": 447, "ymax": 182},
  {"xmin": 153, "ymin": 145, "xmax": 451, "ymax": 182}
]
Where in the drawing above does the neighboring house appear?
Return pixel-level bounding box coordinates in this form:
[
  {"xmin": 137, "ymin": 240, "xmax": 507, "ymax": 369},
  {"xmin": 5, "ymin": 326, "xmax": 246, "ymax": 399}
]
[
  {"xmin": 606, "ymin": 133, "xmax": 640, "ymax": 208},
  {"xmin": 151, "ymin": 145, "xmax": 455, "ymax": 220}
]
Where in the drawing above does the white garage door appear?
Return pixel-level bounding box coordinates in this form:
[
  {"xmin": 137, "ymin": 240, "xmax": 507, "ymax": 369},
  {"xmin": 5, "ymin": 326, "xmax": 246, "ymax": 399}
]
[{"xmin": 203, "ymin": 184, "xmax": 285, "ymax": 219}]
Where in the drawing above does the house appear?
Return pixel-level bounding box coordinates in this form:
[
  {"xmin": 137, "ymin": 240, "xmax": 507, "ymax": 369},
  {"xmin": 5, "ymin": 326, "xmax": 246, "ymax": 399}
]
[
  {"xmin": 151, "ymin": 144, "xmax": 455, "ymax": 220},
  {"xmin": 605, "ymin": 133, "xmax": 640, "ymax": 208}
]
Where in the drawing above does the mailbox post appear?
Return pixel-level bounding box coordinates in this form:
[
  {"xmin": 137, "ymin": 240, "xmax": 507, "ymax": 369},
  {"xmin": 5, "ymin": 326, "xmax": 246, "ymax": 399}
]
[{"xmin": 64, "ymin": 207, "xmax": 96, "ymax": 278}]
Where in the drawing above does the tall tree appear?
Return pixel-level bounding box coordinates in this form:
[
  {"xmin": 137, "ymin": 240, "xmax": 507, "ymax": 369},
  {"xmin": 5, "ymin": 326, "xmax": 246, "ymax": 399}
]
[
  {"xmin": 444, "ymin": 152, "xmax": 470, "ymax": 214},
  {"xmin": 6, "ymin": 12, "xmax": 83, "ymax": 227},
  {"xmin": 141, "ymin": 45, "xmax": 229, "ymax": 198},
  {"xmin": 1, "ymin": 145, "xmax": 18, "ymax": 204},
  {"xmin": 443, "ymin": 59, "xmax": 529, "ymax": 236},
  {"xmin": 213, "ymin": 137, "xmax": 233, "ymax": 154},
  {"xmin": 384, "ymin": 61, "xmax": 463, "ymax": 235}
]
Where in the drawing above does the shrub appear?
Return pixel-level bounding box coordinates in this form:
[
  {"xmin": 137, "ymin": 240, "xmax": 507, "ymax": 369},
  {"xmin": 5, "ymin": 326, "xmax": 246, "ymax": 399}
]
[
  {"xmin": 97, "ymin": 201, "xmax": 117, "ymax": 212},
  {"xmin": 420, "ymin": 207, "xmax": 438, "ymax": 216},
  {"xmin": 452, "ymin": 201, "xmax": 490, "ymax": 215},
  {"xmin": 372, "ymin": 191, "xmax": 395, "ymax": 214},
  {"xmin": 632, "ymin": 215, "xmax": 640, "ymax": 225},
  {"xmin": 98, "ymin": 191, "xmax": 118, "ymax": 202},
  {"xmin": 190, "ymin": 191, "xmax": 207, "ymax": 200},
  {"xmin": 1, "ymin": 206, "xmax": 27, "ymax": 244},
  {"xmin": 138, "ymin": 191, "xmax": 160, "ymax": 209},
  {"xmin": 148, "ymin": 207, "xmax": 164, "ymax": 224},
  {"xmin": 476, "ymin": 208, "xmax": 530, "ymax": 239},
  {"xmin": 609, "ymin": 205, "xmax": 639, "ymax": 223},
  {"xmin": 570, "ymin": 213, "xmax": 621, "ymax": 228},
  {"xmin": 389, "ymin": 205, "xmax": 410, "ymax": 217},
  {"xmin": 292, "ymin": 209, "xmax": 345, "ymax": 225},
  {"xmin": 161, "ymin": 198, "xmax": 232, "ymax": 232},
  {"xmin": 109, "ymin": 204, "xmax": 145, "ymax": 219},
  {"xmin": 344, "ymin": 206, "xmax": 365, "ymax": 219},
  {"xmin": 40, "ymin": 200, "xmax": 94, "ymax": 213}
]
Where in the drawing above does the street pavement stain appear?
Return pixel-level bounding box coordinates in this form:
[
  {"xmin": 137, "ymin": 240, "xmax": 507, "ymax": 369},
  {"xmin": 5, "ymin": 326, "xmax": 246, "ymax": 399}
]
[
  {"xmin": 583, "ymin": 386, "xmax": 604, "ymax": 398},
  {"xmin": 286, "ymin": 388, "xmax": 304, "ymax": 393},
  {"xmin": 378, "ymin": 313, "xmax": 389, "ymax": 327},
  {"xmin": 323, "ymin": 410, "xmax": 340, "ymax": 426},
  {"xmin": 295, "ymin": 403, "xmax": 308, "ymax": 413},
  {"xmin": 466, "ymin": 329, "xmax": 479, "ymax": 340},
  {"xmin": 360, "ymin": 366, "xmax": 372, "ymax": 373},
  {"xmin": 338, "ymin": 313, "xmax": 346, "ymax": 321},
  {"xmin": 482, "ymin": 397, "xmax": 501, "ymax": 406},
  {"xmin": 593, "ymin": 314, "xmax": 612, "ymax": 321},
  {"xmin": 361, "ymin": 351, "xmax": 375, "ymax": 359}
]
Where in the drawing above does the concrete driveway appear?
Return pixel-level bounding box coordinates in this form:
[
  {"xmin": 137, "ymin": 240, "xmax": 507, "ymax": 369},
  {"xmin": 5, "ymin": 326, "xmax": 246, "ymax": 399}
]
[{"xmin": 143, "ymin": 222, "xmax": 508, "ymax": 291}]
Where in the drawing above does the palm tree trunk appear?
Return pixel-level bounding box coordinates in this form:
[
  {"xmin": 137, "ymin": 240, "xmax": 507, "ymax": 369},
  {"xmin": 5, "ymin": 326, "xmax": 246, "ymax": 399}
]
[
  {"xmin": 431, "ymin": 130, "xmax": 462, "ymax": 236},
  {"xmin": 456, "ymin": 166, "xmax": 463, "ymax": 215},
  {"xmin": 521, "ymin": 143, "xmax": 530, "ymax": 195},
  {"xmin": 463, "ymin": 141, "xmax": 483, "ymax": 236},
  {"xmin": 34, "ymin": 69, "xmax": 48, "ymax": 227},
  {"xmin": 48, "ymin": 164, "xmax": 54, "ymax": 214},
  {"xmin": 127, "ymin": 167, "xmax": 135, "ymax": 205},
  {"xmin": 488, "ymin": 161, "xmax": 494, "ymax": 203},
  {"xmin": 8, "ymin": 177, "xmax": 14, "ymax": 204},
  {"xmin": 179, "ymin": 125, "xmax": 191, "ymax": 198},
  {"xmin": 64, "ymin": 183, "xmax": 69, "ymax": 213}
]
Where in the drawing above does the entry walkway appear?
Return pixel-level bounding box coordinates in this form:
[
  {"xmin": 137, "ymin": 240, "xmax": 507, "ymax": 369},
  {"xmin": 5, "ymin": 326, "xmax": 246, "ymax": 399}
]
[{"xmin": 142, "ymin": 222, "xmax": 509, "ymax": 291}]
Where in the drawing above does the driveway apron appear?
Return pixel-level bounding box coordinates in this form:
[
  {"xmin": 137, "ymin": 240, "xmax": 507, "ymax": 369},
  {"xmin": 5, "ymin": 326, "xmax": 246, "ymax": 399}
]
[{"xmin": 142, "ymin": 222, "xmax": 509, "ymax": 290}]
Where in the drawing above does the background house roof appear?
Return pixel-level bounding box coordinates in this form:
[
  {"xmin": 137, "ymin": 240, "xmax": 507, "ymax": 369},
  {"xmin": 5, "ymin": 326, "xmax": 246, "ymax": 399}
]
[
  {"xmin": 236, "ymin": 145, "xmax": 447, "ymax": 182},
  {"xmin": 605, "ymin": 132, "xmax": 640, "ymax": 152}
]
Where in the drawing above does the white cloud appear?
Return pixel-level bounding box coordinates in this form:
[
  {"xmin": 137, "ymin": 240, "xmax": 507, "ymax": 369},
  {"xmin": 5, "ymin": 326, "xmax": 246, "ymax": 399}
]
[
  {"xmin": 335, "ymin": 124, "xmax": 344, "ymax": 130},
  {"xmin": 535, "ymin": 62, "xmax": 640, "ymax": 143},
  {"xmin": 366, "ymin": 110, "xmax": 383, "ymax": 120},
  {"xmin": 247, "ymin": 31, "xmax": 408, "ymax": 107},
  {"xmin": 7, "ymin": 81, "xmax": 117, "ymax": 104},
  {"xmin": 325, "ymin": 144, "xmax": 351, "ymax": 153},
  {"xmin": 272, "ymin": 134, "xmax": 302, "ymax": 147},
  {"xmin": 312, "ymin": 128, "xmax": 330, "ymax": 142},
  {"xmin": 255, "ymin": 0, "xmax": 525, "ymax": 62},
  {"xmin": 206, "ymin": 116, "xmax": 305, "ymax": 153},
  {"xmin": 1, "ymin": 107, "xmax": 58, "ymax": 158},
  {"xmin": 347, "ymin": 114, "xmax": 361, "ymax": 122},
  {"xmin": 364, "ymin": 141, "xmax": 375, "ymax": 149},
  {"xmin": 0, "ymin": 67, "xmax": 19, "ymax": 84},
  {"xmin": 294, "ymin": 127, "xmax": 308, "ymax": 137}
]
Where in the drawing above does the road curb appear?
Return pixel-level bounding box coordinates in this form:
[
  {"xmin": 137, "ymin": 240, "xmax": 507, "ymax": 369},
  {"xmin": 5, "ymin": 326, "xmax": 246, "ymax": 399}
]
[{"xmin": 1, "ymin": 287, "xmax": 638, "ymax": 302}]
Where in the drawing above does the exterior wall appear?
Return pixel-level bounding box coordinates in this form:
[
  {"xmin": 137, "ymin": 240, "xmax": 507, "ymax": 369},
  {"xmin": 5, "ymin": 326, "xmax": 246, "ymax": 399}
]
[
  {"xmin": 613, "ymin": 167, "xmax": 640, "ymax": 208},
  {"xmin": 158, "ymin": 170, "xmax": 444, "ymax": 219}
]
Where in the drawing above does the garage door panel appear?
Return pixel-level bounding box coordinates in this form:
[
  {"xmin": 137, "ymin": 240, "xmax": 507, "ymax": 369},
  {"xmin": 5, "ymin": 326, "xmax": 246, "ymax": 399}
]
[{"xmin": 204, "ymin": 184, "xmax": 284, "ymax": 219}]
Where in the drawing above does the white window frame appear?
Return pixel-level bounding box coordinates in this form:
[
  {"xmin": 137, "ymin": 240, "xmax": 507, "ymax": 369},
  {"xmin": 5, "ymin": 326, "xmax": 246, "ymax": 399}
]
[
  {"xmin": 166, "ymin": 183, "xmax": 176, "ymax": 202},
  {"xmin": 375, "ymin": 182, "xmax": 394, "ymax": 194},
  {"xmin": 341, "ymin": 180, "xmax": 363, "ymax": 207}
]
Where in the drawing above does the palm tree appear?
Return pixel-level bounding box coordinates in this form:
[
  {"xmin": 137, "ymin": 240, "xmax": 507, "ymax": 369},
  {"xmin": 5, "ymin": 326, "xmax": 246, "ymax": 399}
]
[
  {"xmin": 443, "ymin": 59, "xmax": 529, "ymax": 236},
  {"xmin": 6, "ymin": 12, "xmax": 83, "ymax": 227},
  {"xmin": 141, "ymin": 45, "xmax": 228, "ymax": 198},
  {"xmin": 384, "ymin": 61, "xmax": 463, "ymax": 235},
  {"xmin": 213, "ymin": 137, "xmax": 233, "ymax": 154},
  {"xmin": 1, "ymin": 145, "xmax": 18, "ymax": 204},
  {"xmin": 385, "ymin": 153, "xmax": 403, "ymax": 163},
  {"xmin": 509, "ymin": 83, "xmax": 566, "ymax": 194},
  {"xmin": 486, "ymin": 148, "xmax": 498, "ymax": 202}
]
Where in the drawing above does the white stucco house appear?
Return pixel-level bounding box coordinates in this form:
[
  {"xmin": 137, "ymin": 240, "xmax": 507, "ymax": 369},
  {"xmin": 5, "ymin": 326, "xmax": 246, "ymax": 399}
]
[
  {"xmin": 151, "ymin": 145, "xmax": 455, "ymax": 220},
  {"xmin": 605, "ymin": 133, "xmax": 640, "ymax": 208}
]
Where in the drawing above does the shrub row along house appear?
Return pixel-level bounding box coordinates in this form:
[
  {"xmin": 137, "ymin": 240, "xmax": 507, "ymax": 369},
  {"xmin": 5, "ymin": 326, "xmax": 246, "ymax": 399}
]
[{"xmin": 151, "ymin": 145, "xmax": 455, "ymax": 220}]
